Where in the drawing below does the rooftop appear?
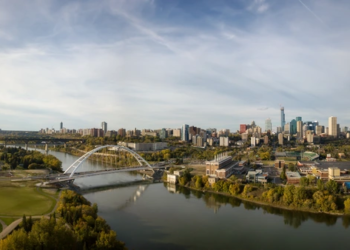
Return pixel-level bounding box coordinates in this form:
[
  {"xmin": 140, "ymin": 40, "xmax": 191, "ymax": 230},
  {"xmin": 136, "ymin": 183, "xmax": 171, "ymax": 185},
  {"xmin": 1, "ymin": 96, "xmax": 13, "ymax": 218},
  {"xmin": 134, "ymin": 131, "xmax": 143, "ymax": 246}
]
[
  {"xmin": 316, "ymin": 161, "xmax": 350, "ymax": 171},
  {"xmin": 286, "ymin": 171, "xmax": 301, "ymax": 179}
]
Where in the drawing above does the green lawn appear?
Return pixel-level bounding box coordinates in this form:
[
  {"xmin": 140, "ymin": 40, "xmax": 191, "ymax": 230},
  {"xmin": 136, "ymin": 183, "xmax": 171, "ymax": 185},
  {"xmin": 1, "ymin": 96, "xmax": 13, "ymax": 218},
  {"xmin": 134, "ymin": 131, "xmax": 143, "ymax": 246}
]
[
  {"xmin": 0, "ymin": 187, "xmax": 56, "ymax": 216},
  {"xmin": 0, "ymin": 222, "xmax": 2, "ymax": 232},
  {"xmin": 0, "ymin": 217, "xmax": 17, "ymax": 226}
]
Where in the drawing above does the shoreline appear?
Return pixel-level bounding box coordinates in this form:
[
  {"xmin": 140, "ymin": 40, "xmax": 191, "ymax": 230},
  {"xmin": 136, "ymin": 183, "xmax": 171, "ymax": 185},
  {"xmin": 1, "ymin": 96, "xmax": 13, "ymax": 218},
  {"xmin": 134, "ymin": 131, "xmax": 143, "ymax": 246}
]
[{"xmin": 174, "ymin": 183, "xmax": 345, "ymax": 217}]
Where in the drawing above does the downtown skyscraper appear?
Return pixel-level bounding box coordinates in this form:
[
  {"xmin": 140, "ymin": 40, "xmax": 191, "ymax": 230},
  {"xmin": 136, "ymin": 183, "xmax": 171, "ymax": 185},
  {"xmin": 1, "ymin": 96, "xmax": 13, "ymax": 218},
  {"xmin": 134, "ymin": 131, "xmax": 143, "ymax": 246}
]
[
  {"xmin": 280, "ymin": 107, "xmax": 285, "ymax": 131},
  {"xmin": 181, "ymin": 124, "xmax": 189, "ymax": 142},
  {"xmin": 265, "ymin": 118, "xmax": 272, "ymax": 132},
  {"xmin": 101, "ymin": 121, "xmax": 108, "ymax": 134},
  {"xmin": 328, "ymin": 116, "xmax": 337, "ymax": 137}
]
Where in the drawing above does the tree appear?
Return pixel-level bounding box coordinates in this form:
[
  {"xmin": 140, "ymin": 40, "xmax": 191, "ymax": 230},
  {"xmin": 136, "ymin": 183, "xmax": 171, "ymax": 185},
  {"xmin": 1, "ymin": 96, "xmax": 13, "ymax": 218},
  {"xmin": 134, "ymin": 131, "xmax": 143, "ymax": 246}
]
[
  {"xmin": 213, "ymin": 180, "xmax": 224, "ymax": 192},
  {"xmin": 317, "ymin": 179, "xmax": 325, "ymax": 191},
  {"xmin": 300, "ymin": 177, "xmax": 309, "ymax": 187},
  {"xmin": 326, "ymin": 180, "xmax": 338, "ymax": 194},
  {"xmin": 242, "ymin": 185, "xmax": 253, "ymax": 198},
  {"xmin": 229, "ymin": 183, "xmax": 241, "ymax": 195},
  {"xmin": 307, "ymin": 175, "xmax": 316, "ymax": 185},
  {"xmin": 344, "ymin": 198, "xmax": 350, "ymax": 214},
  {"xmin": 195, "ymin": 176, "xmax": 203, "ymax": 189},
  {"xmin": 293, "ymin": 187, "xmax": 307, "ymax": 206},
  {"xmin": 96, "ymin": 231, "xmax": 126, "ymax": 250},
  {"xmin": 280, "ymin": 166, "xmax": 286, "ymax": 180},
  {"xmin": 288, "ymin": 163, "xmax": 296, "ymax": 172},
  {"xmin": 283, "ymin": 185, "xmax": 295, "ymax": 205}
]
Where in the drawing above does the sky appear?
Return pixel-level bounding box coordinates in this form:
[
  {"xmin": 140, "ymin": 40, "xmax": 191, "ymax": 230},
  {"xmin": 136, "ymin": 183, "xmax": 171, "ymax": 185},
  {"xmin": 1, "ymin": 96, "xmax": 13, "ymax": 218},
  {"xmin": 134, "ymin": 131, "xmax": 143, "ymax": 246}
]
[{"xmin": 0, "ymin": 0, "xmax": 349, "ymax": 132}]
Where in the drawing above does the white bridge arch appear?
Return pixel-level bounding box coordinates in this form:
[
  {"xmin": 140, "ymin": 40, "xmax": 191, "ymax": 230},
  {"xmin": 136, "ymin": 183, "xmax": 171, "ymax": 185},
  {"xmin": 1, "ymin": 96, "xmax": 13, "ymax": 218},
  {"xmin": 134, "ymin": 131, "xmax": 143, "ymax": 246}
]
[{"xmin": 64, "ymin": 145, "xmax": 154, "ymax": 177}]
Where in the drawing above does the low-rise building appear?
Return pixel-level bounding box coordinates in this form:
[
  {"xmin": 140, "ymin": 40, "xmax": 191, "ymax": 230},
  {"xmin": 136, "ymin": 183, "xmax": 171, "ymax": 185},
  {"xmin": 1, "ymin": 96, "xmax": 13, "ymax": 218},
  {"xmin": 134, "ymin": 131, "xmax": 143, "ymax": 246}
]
[
  {"xmin": 275, "ymin": 160, "xmax": 285, "ymax": 169},
  {"xmin": 167, "ymin": 174, "xmax": 177, "ymax": 184},
  {"xmin": 286, "ymin": 171, "xmax": 301, "ymax": 184},
  {"xmin": 118, "ymin": 142, "xmax": 167, "ymax": 151},
  {"xmin": 206, "ymin": 153, "xmax": 238, "ymax": 179},
  {"xmin": 246, "ymin": 169, "xmax": 268, "ymax": 183}
]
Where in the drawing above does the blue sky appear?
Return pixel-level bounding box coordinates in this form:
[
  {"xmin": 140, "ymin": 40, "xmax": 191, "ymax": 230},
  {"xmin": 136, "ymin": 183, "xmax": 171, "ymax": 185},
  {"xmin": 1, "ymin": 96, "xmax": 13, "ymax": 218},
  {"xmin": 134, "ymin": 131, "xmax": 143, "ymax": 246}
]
[{"xmin": 0, "ymin": 0, "xmax": 349, "ymax": 131}]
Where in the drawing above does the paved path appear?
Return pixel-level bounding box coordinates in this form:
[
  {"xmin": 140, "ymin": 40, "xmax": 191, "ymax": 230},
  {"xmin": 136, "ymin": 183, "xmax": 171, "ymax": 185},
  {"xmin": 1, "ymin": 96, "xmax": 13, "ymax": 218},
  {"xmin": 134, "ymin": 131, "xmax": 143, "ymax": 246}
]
[
  {"xmin": 0, "ymin": 190, "xmax": 62, "ymax": 240},
  {"xmin": 0, "ymin": 215, "xmax": 48, "ymax": 240}
]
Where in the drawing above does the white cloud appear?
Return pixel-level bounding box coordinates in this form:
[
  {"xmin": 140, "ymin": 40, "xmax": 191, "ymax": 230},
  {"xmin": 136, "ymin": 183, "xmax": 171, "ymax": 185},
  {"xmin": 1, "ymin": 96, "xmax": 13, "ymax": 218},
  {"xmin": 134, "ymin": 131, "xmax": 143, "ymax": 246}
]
[
  {"xmin": 0, "ymin": 0, "xmax": 349, "ymax": 131},
  {"xmin": 248, "ymin": 0, "xmax": 269, "ymax": 13}
]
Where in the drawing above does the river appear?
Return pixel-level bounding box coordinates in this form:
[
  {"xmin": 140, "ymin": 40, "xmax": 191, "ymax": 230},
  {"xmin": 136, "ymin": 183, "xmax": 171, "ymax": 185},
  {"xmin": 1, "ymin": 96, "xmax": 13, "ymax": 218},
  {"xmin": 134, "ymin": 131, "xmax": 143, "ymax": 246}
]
[{"xmin": 13, "ymin": 146, "xmax": 350, "ymax": 249}]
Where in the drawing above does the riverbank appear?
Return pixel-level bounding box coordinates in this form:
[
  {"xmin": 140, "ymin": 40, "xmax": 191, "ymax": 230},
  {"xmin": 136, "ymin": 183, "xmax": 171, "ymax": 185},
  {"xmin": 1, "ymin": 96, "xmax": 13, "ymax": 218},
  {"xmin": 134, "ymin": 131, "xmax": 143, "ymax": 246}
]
[{"xmin": 171, "ymin": 179, "xmax": 348, "ymax": 216}]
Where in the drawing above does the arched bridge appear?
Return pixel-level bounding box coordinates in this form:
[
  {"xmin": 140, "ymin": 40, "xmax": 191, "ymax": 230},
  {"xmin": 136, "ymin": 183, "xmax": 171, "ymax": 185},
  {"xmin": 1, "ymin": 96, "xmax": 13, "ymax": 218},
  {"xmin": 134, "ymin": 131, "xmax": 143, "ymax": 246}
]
[{"xmin": 63, "ymin": 145, "xmax": 155, "ymax": 178}]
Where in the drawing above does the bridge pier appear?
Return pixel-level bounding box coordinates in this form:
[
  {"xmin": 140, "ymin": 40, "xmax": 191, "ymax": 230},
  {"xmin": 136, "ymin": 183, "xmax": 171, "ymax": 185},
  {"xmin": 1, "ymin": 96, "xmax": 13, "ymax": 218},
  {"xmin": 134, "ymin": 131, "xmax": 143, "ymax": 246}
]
[
  {"xmin": 64, "ymin": 143, "xmax": 67, "ymax": 149},
  {"xmin": 45, "ymin": 143, "xmax": 48, "ymax": 153},
  {"xmin": 25, "ymin": 143, "xmax": 28, "ymax": 151}
]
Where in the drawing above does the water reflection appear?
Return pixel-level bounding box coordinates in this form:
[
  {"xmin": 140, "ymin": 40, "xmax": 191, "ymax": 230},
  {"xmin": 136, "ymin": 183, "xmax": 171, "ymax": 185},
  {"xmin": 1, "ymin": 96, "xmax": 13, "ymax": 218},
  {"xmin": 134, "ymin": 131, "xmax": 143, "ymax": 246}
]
[
  {"xmin": 117, "ymin": 185, "xmax": 149, "ymax": 210},
  {"xmin": 167, "ymin": 184, "xmax": 350, "ymax": 229}
]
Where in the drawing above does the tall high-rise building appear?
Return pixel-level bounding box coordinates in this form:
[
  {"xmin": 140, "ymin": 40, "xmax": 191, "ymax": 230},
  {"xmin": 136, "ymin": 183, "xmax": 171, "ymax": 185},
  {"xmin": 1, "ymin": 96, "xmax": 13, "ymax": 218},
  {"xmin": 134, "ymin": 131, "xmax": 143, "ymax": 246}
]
[
  {"xmin": 264, "ymin": 135, "xmax": 269, "ymax": 145},
  {"xmin": 240, "ymin": 124, "xmax": 247, "ymax": 134},
  {"xmin": 297, "ymin": 121, "xmax": 303, "ymax": 139},
  {"xmin": 337, "ymin": 124, "xmax": 340, "ymax": 136},
  {"xmin": 280, "ymin": 107, "xmax": 285, "ymax": 131},
  {"xmin": 278, "ymin": 133, "xmax": 283, "ymax": 145},
  {"xmin": 306, "ymin": 130, "xmax": 314, "ymax": 143},
  {"xmin": 189, "ymin": 126, "xmax": 200, "ymax": 136},
  {"xmin": 265, "ymin": 118, "xmax": 272, "ymax": 132},
  {"xmin": 277, "ymin": 127, "xmax": 282, "ymax": 133},
  {"xmin": 328, "ymin": 116, "xmax": 337, "ymax": 137},
  {"xmin": 60, "ymin": 122, "xmax": 63, "ymax": 130},
  {"xmin": 101, "ymin": 121, "xmax": 107, "ymax": 134},
  {"xmin": 159, "ymin": 128, "xmax": 167, "ymax": 139},
  {"xmin": 118, "ymin": 128, "xmax": 126, "ymax": 137},
  {"xmin": 181, "ymin": 124, "xmax": 189, "ymax": 142},
  {"xmin": 296, "ymin": 117, "xmax": 302, "ymax": 122},
  {"xmin": 315, "ymin": 126, "xmax": 323, "ymax": 135},
  {"xmin": 290, "ymin": 119, "xmax": 297, "ymax": 135}
]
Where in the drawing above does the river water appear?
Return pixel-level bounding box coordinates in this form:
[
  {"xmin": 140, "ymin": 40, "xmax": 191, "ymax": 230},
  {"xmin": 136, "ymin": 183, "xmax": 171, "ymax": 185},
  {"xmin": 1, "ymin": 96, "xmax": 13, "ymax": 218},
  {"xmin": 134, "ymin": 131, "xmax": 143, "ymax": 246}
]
[{"xmin": 14, "ymin": 147, "xmax": 350, "ymax": 249}]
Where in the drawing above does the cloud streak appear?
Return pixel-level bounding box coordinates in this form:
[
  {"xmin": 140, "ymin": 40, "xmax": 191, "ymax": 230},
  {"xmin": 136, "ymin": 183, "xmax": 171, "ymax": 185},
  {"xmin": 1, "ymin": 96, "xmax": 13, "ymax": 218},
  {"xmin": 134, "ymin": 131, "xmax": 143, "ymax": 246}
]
[
  {"xmin": 298, "ymin": 0, "xmax": 324, "ymax": 24},
  {"xmin": 0, "ymin": 0, "xmax": 349, "ymax": 132}
]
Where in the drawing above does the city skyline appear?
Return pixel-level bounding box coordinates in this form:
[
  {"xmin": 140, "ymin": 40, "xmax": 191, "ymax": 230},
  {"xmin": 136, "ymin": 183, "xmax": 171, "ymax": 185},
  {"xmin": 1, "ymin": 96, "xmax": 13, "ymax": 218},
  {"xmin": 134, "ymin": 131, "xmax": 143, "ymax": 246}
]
[
  {"xmin": 36, "ymin": 112, "xmax": 347, "ymax": 134},
  {"xmin": 1, "ymin": 0, "xmax": 350, "ymax": 130}
]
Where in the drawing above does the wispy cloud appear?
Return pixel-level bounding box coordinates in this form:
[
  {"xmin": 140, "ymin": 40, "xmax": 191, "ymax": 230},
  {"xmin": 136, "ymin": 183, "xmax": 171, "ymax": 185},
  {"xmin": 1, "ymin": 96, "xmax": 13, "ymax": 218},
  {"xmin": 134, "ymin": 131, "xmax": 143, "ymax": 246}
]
[
  {"xmin": 0, "ymin": 0, "xmax": 349, "ymax": 131},
  {"xmin": 298, "ymin": 0, "xmax": 324, "ymax": 24},
  {"xmin": 248, "ymin": 0, "xmax": 270, "ymax": 13}
]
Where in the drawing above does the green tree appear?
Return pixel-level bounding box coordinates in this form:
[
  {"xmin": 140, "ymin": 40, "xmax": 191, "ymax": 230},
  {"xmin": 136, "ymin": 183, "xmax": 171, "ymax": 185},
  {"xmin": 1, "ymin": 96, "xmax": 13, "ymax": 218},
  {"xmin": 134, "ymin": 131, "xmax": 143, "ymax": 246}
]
[
  {"xmin": 229, "ymin": 183, "xmax": 241, "ymax": 195},
  {"xmin": 300, "ymin": 177, "xmax": 309, "ymax": 187},
  {"xmin": 317, "ymin": 179, "xmax": 325, "ymax": 191},
  {"xmin": 288, "ymin": 163, "xmax": 296, "ymax": 172},
  {"xmin": 213, "ymin": 180, "xmax": 224, "ymax": 192},
  {"xmin": 344, "ymin": 198, "xmax": 350, "ymax": 214},
  {"xmin": 283, "ymin": 185, "xmax": 295, "ymax": 205},
  {"xmin": 326, "ymin": 180, "xmax": 338, "ymax": 194}
]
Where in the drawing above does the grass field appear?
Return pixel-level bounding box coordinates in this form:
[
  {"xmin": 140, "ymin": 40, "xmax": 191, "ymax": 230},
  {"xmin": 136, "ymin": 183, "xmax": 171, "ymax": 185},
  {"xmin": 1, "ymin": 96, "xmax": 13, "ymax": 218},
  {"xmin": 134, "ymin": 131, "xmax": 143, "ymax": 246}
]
[
  {"xmin": 0, "ymin": 217, "xmax": 17, "ymax": 226},
  {"xmin": 0, "ymin": 187, "xmax": 56, "ymax": 216},
  {"xmin": 0, "ymin": 222, "xmax": 2, "ymax": 232}
]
